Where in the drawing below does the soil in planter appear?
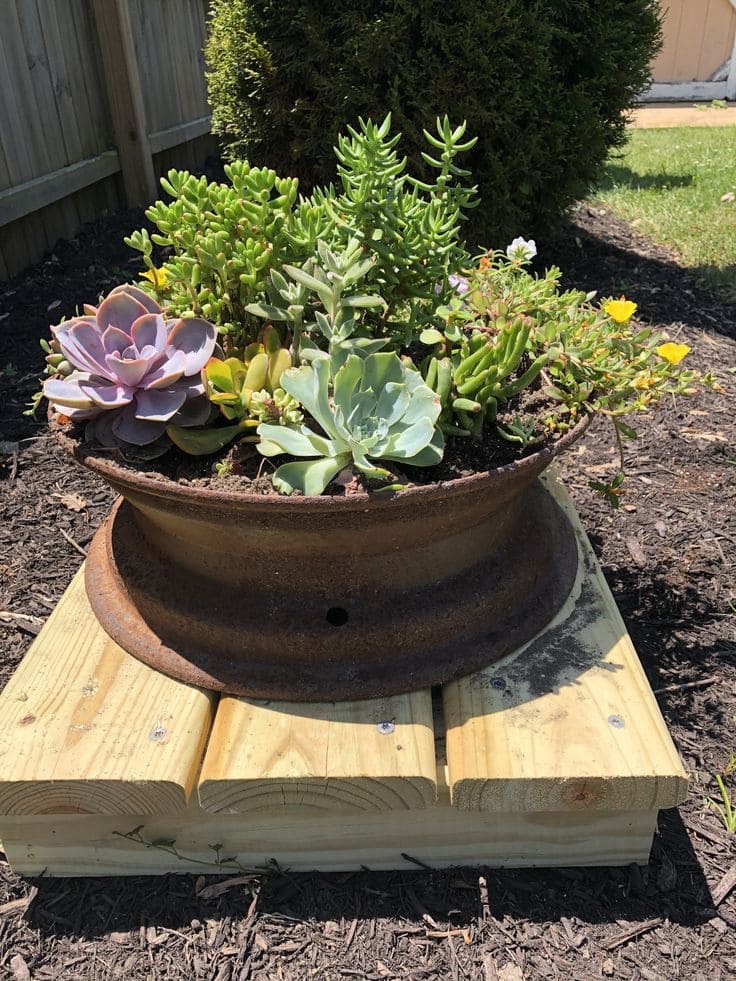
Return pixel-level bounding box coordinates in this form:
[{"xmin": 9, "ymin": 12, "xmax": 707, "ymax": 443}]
[{"xmin": 57, "ymin": 381, "xmax": 576, "ymax": 496}]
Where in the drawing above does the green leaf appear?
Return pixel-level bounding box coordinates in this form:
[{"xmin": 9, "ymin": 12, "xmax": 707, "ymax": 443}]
[
  {"xmin": 166, "ymin": 424, "xmax": 243, "ymax": 455},
  {"xmin": 541, "ymin": 385, "xmax": 569, "ymax": 402},
  {"xmin": 340, "ymin": 294, "xmax": 386, "ymax": 309},
  {"xmin": 272, "ymin": 456, "xmax": 349, "ymax": 496},
  {"xmin": 282, "ymin": 265, "xmax": 333, "ymax": 306},
  {"xmin": 333, "ymin": 355, "xmax": 365, "ymax": 421},
  {"xmin": 360, "ymin": 352, "xmax": 404, "ymax": 394},
  {"xmin": 204, "ymin": 358, "xmax": 236, "ymax": 391},
  {"xmin": 615, "ymin": 420, "xmax": 639, "ymax": 440},
  {"xmin": 279, "ymin": 361, "xmax": 341, "ymax": 441},
  {"xmin": 382, "ymin": 417, "xmax": 436, "ymax": 459},
  {"xmin": 244, "ymin": 302, "xmax": 293, "ymax": 322},
  {"xmin": 419, "ymin": 328, "xmax": 444, "ymax": 345},
  {"xmin": 392, "ymin": 426, "xmax": 445, "ymax": 467},
  {"xmin": 256, "ymin": 423, "xmax": 333, "ymax": 458}
]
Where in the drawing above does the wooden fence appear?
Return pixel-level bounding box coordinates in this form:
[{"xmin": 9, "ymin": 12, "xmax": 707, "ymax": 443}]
[
  {"xmin": 643, "ymin": 0, "xmax": 736, "ymax": 101},
  {"xmin": 0, "ymin": 0, "xmax": 214, "ymax": 281}
]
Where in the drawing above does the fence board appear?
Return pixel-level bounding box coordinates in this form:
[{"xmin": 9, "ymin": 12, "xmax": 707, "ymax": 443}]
[
  {"xmin": 0, "ymin": 152, "xmax": 121, "ymax": 227},
  {"xmin": 0, "ymin": 6, "xmax": 41, "ymax": 186},
  {"xmin": 698, "ymin": 1, "xmax": 736, "ymax": 80},
  {"xmin": 70, "ymin": 0, "xmax": 114, "ymax": 152},
  {"xmin": 37, "ymin": 0, "xmax": 85, "ymax": 164},
  {"xmin": 0, "ymin": 0, "xmax": 211, "ymax": 281},
  {"xmin": 24, "ymin": 0, "xmax": 84, "ymax": 238},
  {"xmin": 0, "ymin": 3, "xmax": 56, "ymax": 266}
]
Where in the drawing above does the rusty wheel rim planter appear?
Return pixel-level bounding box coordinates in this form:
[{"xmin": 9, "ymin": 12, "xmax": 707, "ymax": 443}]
[{"xmin": 64, "ymin": 418, "xmax": 589, "ymax": 701}]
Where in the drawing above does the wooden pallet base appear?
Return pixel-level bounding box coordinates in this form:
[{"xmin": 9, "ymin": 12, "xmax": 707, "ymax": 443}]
[
  {"xmin": 0, "ymin": 476, "xmax": 688, "ymax": 876},
  {"xmin": 0, "ymin": 808, "xmax": 658, "ymax": 876}
]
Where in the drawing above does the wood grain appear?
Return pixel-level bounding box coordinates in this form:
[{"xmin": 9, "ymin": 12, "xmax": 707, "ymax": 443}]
[
  {"xmin": 443, "ymin": 473, "xmax": 689, "ymax": 813},
  {"xmin": 198, "ymin": 691, "xmax": 437, "ymax": 814},
  {"xmin": 0, "ymin": 568, "xmax": 217, "ymax": 816},
  {"xmin": 0, "ymin": 0, "xmax": 213, "ymax": 278},
  {"xmin": 0, "ymin": 806, "xmax": 658, "ymax": 876},
  {"xmin": 91, "ymin": 0, "xmax": 156, "ymax": 206}
]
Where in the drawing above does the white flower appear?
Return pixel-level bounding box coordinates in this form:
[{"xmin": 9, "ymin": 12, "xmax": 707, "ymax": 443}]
[{"xmin": 506, "ymin": 237, "xmax": 537, "ymax": 262}]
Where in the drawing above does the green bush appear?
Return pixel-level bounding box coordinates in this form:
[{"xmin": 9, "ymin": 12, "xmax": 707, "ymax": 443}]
[{"xmin": 206, "ymin": 0, "xmax": 661, "ymax": 246}]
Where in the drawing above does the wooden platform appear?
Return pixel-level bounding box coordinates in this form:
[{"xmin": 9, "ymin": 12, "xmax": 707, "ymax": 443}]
[{"xmin": 0, "ymin": 476, "xmax": 688, "ymax": 876}]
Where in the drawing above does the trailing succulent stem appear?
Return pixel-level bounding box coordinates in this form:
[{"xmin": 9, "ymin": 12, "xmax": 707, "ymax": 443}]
[{"xmin": 418, "ymin": 247, "xmax": 704, "ymax": 462}]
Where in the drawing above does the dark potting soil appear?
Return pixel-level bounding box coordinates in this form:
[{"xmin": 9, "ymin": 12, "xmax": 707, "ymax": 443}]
[
  {"xmin": 0, "ymin": 200, "xmax": 735, "ymax": 980},
  {"xmin": 54, "ymin": 379, "xmax": 568, "ymax": 497}
]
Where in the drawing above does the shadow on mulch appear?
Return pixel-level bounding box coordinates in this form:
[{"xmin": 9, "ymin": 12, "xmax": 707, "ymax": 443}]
[
  {"xmin": 19, "ymin": 816, "xmax": 713, "ymax": 940},
  {"xmin": 548, "ymin": 205, "xmax": 736, "ymax": 340}
]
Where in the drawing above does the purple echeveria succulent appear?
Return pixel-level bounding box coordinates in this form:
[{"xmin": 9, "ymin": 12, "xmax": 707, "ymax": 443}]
[{"xmin": 44, "ymin": 284, "xmax": 217, "ymax": 448}]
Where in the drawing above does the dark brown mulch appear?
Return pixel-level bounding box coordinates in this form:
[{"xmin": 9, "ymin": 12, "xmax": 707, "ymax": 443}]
[{"xmin": 0, "ymin": 203, "xmax": 735, "ymax": 980}]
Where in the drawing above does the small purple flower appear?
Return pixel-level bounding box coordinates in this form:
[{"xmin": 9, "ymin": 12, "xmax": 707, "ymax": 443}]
[
  {"xmin": 44, "ymin": 284, "xmax": 217, "ymax": 448},
  {"xmin": 448, "ymin": 273, "xmax": 470, "ymax": 296}
]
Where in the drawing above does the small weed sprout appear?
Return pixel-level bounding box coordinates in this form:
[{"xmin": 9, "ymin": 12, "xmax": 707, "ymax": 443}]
[{"xmin": 704, "ymin": 747, "xmax": 736, "ymax": 834}]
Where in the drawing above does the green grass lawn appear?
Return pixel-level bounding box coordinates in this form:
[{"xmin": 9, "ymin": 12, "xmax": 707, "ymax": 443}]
[{"xmin": 594, "ymin": 127, "xmax": 736, "ymax": 297}]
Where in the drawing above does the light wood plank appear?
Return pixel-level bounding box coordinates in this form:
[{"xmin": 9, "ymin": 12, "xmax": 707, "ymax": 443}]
[
  {"xmin": 169, "ymin": 2, "xmax": 189, "ymax": 127},
  {"xmin": 19, "ymin": 0, "xmax": 81, "ymax": 238},
  {"xmin": 188, "ymin": 0, "xmax": 210, "ymax": 113},
  {"xmin": 651, "ymin": 0, "xmax": 684, "ymax": 83},
  {"xmin": 671, "ymin": 0, "xmax": 710, "ymax": 82},
  {"xmin": 130, "ymin": 0, "xmax": 170, "ymax": 134},
  {"xmin": 0, "ymin": 806, "xmax": 658, "ymax": 876},
  {"xmin": 35, "ymin": 0, "xmax": 85, "ymax": 165},
  {"xmin": 443, "ymin": 473, "xmax": 689, "ymax": 814},
  {"xmin": 0, "ymin": 568, "xmax": 217, "ymax": 816},
  {"xmin": 198, "ymin": 691, "xmax": 437, "ymax": 814}
]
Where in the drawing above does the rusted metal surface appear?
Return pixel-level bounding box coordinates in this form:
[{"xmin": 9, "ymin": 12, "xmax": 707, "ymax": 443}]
[{"xmin": 66, "ymin": 419, "xmax": 589, "ymax": 701}]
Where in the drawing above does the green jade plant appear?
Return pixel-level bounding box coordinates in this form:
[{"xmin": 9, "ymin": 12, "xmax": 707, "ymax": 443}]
[{"xmin": 40, "ymin": 114, "xmax": 713, "ymax": 501}]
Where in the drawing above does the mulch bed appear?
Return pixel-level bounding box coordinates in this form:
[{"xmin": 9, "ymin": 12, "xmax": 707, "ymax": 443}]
[{"xmin": 0, "ymin": 202, "xmax": 734, "ymax": 980}]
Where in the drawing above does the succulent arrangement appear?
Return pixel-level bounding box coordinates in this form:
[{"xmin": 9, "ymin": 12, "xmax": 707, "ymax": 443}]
[{"xmin": 41, "ymin": 115, "xmax": 710, "ymax": 499}]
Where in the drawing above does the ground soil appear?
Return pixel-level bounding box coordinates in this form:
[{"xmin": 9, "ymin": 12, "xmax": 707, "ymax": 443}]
[{"xmin": 0, "ymin": 202, "xmax": 735, "ymax": 980}]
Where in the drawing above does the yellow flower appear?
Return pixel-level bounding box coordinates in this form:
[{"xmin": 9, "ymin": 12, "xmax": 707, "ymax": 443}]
[
  {"xmin": 604, "ymin": 297, "xmax": 637, "ymax": 323},
  {"xmin": 141, "ymin": 267, "xmax": 168, "ymax": 290},
  {"xmin": 656, "ymin": 342, "xmax": 691, "ymax": 365}
]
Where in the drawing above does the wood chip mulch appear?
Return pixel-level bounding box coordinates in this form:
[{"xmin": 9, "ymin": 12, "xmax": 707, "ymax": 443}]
[{"xmin": 0, "ymin": 202, "xmax": 734, "ymax": 980}]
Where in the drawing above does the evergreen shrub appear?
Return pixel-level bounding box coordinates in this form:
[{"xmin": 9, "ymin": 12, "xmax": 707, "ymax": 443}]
[{"xmin": 205, "ymin": 0, "xmax": 661, "ymax": 245}]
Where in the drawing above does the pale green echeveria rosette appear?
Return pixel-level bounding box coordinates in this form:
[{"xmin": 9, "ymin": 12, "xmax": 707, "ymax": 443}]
[{"xmin": 257, "ymin": 353, "xmax": 444, "ymax": 495}]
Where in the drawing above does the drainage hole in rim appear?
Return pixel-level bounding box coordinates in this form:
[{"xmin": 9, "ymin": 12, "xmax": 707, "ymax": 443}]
[{"xmin": 326, "ymin": 607, "xmax": 349, "ymax": 626}]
